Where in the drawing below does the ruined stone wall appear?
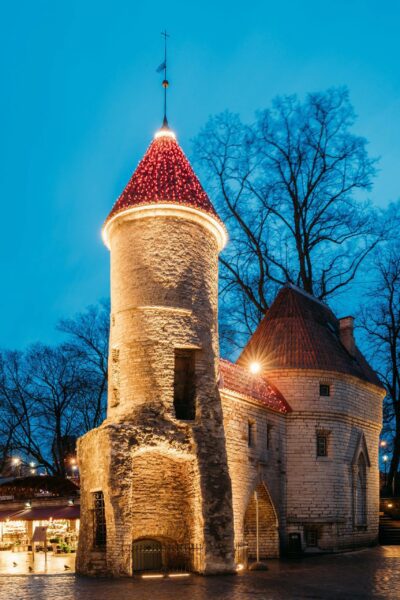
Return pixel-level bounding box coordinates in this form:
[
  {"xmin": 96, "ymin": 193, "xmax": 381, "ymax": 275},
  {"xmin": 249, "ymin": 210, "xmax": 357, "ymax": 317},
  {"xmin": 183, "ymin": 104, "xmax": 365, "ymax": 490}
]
[
  {"xmin": 264, "ymin": 369, "xmax": 384, "ymax": 552},
  {"xmin": 220, "ymin": 391, "xmax": 285, "ymax": 558}
]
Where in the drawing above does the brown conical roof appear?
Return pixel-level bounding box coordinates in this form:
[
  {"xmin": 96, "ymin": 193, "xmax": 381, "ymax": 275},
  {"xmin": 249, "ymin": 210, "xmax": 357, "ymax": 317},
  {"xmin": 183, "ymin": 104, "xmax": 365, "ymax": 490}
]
[{"xmin": 238, "ymin": 284, "xmax": 382, "ymax": 388}]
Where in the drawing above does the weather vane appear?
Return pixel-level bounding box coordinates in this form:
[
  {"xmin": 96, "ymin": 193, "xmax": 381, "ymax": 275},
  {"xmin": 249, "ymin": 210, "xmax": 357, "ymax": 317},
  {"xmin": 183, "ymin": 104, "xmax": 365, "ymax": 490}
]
[{"xmin": 156, "ymin": 30, "xmax": 170, "ymax": 127}]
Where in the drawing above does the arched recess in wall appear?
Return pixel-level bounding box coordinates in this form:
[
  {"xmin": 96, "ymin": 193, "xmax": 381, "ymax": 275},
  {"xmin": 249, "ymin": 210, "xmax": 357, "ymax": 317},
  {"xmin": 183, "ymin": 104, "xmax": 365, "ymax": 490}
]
[
  {"xmin": 351, "ymin": 432, "xmax": 370, "ymax": 528},
  {"xmin": 355, "ymin": 453, "xmax": 367, "ymax": 526},
  {"xmin": 243, "ymin": 481, "xmax": 279, "ymax": 559},
  {"xmin": 130, "ymin": 450, "xmax": 202, "ymax": 545}
]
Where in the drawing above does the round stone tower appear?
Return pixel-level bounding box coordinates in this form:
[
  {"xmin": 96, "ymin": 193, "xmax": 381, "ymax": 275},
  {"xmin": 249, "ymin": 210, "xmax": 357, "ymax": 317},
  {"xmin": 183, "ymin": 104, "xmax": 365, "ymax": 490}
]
[
  {"xmin": 238, "ymin": 284, "xmax": 385, "ymax": 554},
  {"xmin": 76, "ymin": 125, "xmax": 235, "ymax": 576}
]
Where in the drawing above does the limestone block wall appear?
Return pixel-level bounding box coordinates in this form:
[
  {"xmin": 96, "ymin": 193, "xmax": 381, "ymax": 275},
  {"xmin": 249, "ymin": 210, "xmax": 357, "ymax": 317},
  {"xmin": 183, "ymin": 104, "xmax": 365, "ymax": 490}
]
[
  {"xmin": 264, "ymin": 369, "xmax": 384, "ymax": 552},
  {"xmin": 221, "ymin": 391, "xmax": 285, "ymax": 558},
  {"xmin": 77, "ymin": 212, "xmax": 235, "ymax": 576},
  {"xmin": 107, "ymin": 215, "xmax": 222, "ymax": 422}
]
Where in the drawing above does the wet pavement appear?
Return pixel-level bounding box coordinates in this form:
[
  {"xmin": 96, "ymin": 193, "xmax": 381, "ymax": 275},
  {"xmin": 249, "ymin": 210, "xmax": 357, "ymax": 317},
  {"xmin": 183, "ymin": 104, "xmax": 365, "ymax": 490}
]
[
  {"xmin": 1, "ymin": 546, "xmax": 400, "ymax": 600},
  {"xmin": 0, "ymin": 550, "xmax": 75, "ymax": 575}
]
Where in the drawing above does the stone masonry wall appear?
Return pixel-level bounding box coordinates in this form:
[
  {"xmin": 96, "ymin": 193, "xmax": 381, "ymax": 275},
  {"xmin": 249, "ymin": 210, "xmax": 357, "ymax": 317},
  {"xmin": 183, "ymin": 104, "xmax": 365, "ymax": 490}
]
[
  {"xmin": 264, "ymin": 369, "xmax": 384, "ymax": 552},
  {"xmin": 220, "ymin": 391, "xmax": 285, "ymax": 558},
  {"xmin": 77, "ymin": 212, "xmax": 235, "ymax": 576}
]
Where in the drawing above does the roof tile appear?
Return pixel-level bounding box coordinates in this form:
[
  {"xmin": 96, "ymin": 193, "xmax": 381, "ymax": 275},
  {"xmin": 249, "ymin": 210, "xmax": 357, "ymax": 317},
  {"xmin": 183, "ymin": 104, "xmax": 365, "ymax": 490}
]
[
  {"xmin": 238, "ymin": 285, "xmax": 382, "ymax": 388},
  {"xmin": 219, "ymin": 358, "xmax": 291, "ymax": 414}
]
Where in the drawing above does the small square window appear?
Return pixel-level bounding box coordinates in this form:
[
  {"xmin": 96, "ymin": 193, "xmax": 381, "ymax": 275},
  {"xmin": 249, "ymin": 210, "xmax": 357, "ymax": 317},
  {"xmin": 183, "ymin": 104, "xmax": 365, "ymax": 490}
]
[
  {"xmin": 317, "ymin": 433, "xmax": 328, "ymax": 457},
  {"xmin": 266, "ymin": 423, "xmax": 273, "ymax": 450},
  {"xmin": 305, "ymin": 527, "xmax": 318, "ymax": 547},
  {"xmin": 319, "ymin": 384, "xmax": 330, "ymax": 397},
  {"xmin": 248, "ymin": 421, "xmax": 256, "ymax": 448},
  {"xmin": 174, "ymin": 349, "xmax": 196, "ymax": 420}
]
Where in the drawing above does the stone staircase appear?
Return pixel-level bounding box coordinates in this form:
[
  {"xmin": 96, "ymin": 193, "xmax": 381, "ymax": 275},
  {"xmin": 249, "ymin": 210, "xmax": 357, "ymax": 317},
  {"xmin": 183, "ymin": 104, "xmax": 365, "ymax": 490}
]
[{"xmin": 379, "ymin": 514, "xmax": 400, "ymax": 545}]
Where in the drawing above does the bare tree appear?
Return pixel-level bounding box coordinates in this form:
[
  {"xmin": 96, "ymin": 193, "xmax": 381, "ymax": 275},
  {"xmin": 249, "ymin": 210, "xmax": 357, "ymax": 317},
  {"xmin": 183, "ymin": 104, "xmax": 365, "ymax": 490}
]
[
  {"xmin": 0, "ymin": 345, "xmax": 85, "ymax": 476},
  {"xmin": 57, "ymin": 299, "xmax": 109, "ymax": 430},
  {"xmin": 193, "ymin": 88, "xmax": 382, "ymax": 351},
  {"xmin": 0, "ymin": 301, "xmax": 110, "ymax": 476},
  {"xmin": 360, "ymin": 230, "xmax": 400, "ymax": 495}
]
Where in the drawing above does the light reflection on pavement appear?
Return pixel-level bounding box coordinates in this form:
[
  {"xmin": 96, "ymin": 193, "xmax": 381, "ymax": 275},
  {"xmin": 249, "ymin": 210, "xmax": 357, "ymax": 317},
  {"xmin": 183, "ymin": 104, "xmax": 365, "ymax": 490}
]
[
  {"xmin": 0, "ymin": 546, "xmax": 400, "ymax": 600},
  {"xmin": 0, "ymin": 551, "xmax": 75, "ymax": 575}
]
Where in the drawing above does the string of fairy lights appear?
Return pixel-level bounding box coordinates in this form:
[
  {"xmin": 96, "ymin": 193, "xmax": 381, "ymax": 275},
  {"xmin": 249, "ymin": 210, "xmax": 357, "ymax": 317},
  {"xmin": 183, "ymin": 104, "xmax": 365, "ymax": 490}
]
[{"xmin": 105, "ymin": 133, "xmax": 221, "ymax": 226}]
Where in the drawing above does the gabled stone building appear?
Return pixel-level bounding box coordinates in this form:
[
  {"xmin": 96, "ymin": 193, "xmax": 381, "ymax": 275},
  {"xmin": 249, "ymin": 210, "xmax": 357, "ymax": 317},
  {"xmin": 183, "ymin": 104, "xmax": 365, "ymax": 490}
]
[{"xmin": 76, "ymin": 122, "xmax": 385, "ymax": 577}]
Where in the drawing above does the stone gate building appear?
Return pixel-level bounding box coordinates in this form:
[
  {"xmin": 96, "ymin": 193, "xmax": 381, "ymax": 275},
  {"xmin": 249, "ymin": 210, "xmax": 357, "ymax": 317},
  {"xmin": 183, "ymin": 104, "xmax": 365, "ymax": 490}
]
[{"xmin": 76, "ymin": 122, "xmax": 385, "ymax": 576}]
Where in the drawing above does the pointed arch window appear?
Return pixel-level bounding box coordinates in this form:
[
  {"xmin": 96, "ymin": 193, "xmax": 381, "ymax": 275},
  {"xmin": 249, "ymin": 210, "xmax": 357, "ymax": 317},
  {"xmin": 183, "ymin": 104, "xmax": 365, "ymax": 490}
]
[{"xmin": 355, "ymin": 453, "xmax": 367, "ymax": 527}]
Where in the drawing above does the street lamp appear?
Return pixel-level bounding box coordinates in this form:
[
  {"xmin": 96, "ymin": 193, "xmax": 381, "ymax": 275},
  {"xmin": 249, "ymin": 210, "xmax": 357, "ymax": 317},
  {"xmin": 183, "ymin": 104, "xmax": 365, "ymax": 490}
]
[
  {"xmin": 249, "ymin": 362, "xmax": 261, "ymax": 375},
  {"xmin": 383, "ymin": 454, "xmax": 389, "ymax": 490}
]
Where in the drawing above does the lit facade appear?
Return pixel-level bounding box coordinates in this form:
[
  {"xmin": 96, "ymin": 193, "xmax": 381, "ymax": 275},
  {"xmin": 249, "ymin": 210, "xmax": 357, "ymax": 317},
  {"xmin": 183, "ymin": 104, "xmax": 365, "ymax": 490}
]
[{"xmin": 76, "ymin": 125, "xmax": 384, "ymax": 576}]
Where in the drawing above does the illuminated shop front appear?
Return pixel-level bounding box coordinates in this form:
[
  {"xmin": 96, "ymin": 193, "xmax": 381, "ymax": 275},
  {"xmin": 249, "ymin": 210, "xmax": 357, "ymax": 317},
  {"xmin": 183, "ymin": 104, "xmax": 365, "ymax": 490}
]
[
  {"xmin": 0, "ymin": 504, "xmax": 80, "ymax": 550},
  {"xmin": 0, "ymin": 504, "xmax": 80, "ymax": 551},
  {"xmin": 0, "ymin": 476, "xmax": 80, "ymax": 553}
]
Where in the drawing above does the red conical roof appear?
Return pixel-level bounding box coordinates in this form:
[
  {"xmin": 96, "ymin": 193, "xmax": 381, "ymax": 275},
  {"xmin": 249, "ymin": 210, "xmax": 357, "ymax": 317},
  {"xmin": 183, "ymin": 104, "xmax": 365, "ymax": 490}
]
[{"xmin": 104, "ymin": 130, "xmax": 221, "ymax": 226}]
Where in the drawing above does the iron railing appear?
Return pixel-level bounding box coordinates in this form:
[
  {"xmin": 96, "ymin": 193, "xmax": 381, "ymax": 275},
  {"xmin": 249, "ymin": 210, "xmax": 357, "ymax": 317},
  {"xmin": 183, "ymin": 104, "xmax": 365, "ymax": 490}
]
[{"xmin": 132, "ymin": 541, "xmax": 203, "ymax": 573}]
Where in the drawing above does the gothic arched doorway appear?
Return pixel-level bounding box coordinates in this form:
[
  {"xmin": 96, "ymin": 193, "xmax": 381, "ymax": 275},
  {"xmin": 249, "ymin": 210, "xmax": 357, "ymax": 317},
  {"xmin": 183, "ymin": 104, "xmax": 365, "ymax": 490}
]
[{"xmin": 244, "ymin": 482, "xmax": 279, "ymax": 559}]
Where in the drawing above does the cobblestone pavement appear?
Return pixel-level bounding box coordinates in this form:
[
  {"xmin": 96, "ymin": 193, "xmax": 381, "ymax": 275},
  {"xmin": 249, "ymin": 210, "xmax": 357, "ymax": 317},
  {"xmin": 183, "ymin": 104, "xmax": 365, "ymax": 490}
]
[{"xmin": 1, "ymin": 546, "xmax": 400, "ymax": 600}]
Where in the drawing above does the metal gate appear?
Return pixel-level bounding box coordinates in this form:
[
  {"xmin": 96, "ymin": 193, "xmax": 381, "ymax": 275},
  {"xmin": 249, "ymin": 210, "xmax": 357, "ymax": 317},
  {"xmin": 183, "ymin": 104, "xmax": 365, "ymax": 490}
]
[{"xmin": 132, "ymin": 540, "xmax": 203, "ymax": 574}]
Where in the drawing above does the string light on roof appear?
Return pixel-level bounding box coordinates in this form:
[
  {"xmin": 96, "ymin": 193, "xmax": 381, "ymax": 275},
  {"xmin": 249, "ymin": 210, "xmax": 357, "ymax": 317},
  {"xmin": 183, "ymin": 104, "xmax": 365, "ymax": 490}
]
[
  {"xmin": 102, "ymin": 29, "xmax": 227, "ymax": 250},
  {"xmin": 104, "ymin": 135, "xmax": 222, "ymax": 225}
]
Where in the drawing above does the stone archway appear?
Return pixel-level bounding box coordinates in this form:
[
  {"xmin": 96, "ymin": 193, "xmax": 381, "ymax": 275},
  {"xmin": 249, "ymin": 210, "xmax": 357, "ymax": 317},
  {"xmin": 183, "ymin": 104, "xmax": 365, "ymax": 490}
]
[
  {"xmin": 244, "ymin": 482, "xmax": 279, "ymax": 559},
  {"xmin": 130, "ymin": 450, "xmax": 202, "ymax": 546}
]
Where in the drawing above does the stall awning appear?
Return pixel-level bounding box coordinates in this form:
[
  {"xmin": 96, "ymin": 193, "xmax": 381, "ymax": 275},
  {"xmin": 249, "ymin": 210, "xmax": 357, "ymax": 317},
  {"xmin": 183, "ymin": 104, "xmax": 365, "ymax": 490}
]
[
  {"xmin": 0, "ymin": 505, "xmax": 80, "ymax": 521},
  {"xmin": 0, "ymin": 508, "xmax": 23, "ymax": 521}
]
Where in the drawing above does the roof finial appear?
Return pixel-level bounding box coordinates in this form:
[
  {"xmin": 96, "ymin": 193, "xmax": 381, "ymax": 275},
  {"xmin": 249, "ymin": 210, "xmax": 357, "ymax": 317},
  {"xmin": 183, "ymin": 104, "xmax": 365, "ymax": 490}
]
[{"xmin": 157, "ymin": 30, "xmax": 170, "ymax": 129}]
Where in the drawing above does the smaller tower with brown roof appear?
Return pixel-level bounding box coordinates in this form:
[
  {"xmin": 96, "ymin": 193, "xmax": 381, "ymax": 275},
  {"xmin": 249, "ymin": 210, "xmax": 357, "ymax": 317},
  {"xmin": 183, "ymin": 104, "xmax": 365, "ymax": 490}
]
[{"xmin": 238, "ymin": 284, "xmax": 385, "ymax": 553}]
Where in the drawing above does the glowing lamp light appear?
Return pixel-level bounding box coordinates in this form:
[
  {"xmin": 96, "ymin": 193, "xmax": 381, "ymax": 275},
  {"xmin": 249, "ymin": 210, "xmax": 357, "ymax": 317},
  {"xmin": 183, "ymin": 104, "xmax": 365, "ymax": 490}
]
[
  {"xmin": 154, "ymin": 128, "xmax": 176, "ymax": 140},
  {"xmin": 383, "ymin": 455, "xmax": 389, "ymax": 462},
  {"xmin": 25, "ymin": 500, "xmax": 31, "ymax": 508},
  {"xmin": 72, "ymin": 465, "xmax": 78, "ymax": 471},
  {"xmin": 388, "ymin": 503, "xmax": 393, "ymax": 508},
  {"xmin": 29, "ymin": 462, "xmax": 35, "ymax": 468},
  {"xmin": 236, "ymin": 563, "xmax": 244, "ymax": 571},
  {"xmin": 30, "ymin": 469, "xmax": 35, "ymax": 474},
  {"xmin": 12, "ymin": 457, "xmax": 21, "ymax": 466},
  {"xmin": 249, "ymin": 362, "xmax": 261, "ymax": 375},
  {"xmin": 380, "ymin": 440, "xmax": 387, "ymax": 448}
]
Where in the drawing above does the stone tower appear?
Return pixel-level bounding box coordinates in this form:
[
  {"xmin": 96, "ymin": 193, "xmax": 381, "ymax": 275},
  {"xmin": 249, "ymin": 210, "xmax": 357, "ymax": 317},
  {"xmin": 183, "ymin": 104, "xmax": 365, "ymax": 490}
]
[
  {"xmin": 76, "ymin": 124, "xmax": 235, "ymax": 576},
  {"xmin": 238, "ymin": 284, "xmax": 385, "ymax": 552}
]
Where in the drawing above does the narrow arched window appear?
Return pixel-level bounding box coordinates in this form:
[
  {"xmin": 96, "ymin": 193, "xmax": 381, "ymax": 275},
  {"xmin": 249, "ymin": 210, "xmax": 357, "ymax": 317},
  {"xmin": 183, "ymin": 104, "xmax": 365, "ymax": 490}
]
[
  {"xmin": 355, "ymin": 454, "xmax": 367, "ymax": 526},
  {"xmin": 93, "ymin": 491, "xmax": 107, "ymax": 548}
]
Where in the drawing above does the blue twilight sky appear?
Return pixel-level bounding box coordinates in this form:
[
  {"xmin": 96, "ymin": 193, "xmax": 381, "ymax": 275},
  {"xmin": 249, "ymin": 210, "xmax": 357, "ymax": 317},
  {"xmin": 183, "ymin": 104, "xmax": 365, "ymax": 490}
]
[{"xmin": 0, "ymin": 0, "xmax": 399, "ymax": 349}]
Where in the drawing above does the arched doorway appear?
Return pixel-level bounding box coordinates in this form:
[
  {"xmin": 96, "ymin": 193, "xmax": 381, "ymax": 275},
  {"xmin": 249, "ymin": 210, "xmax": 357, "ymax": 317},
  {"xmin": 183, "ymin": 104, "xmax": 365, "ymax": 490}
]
[{"xmin": 244, "ymin": 482, "xmax": 279, "ymax": 559}]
